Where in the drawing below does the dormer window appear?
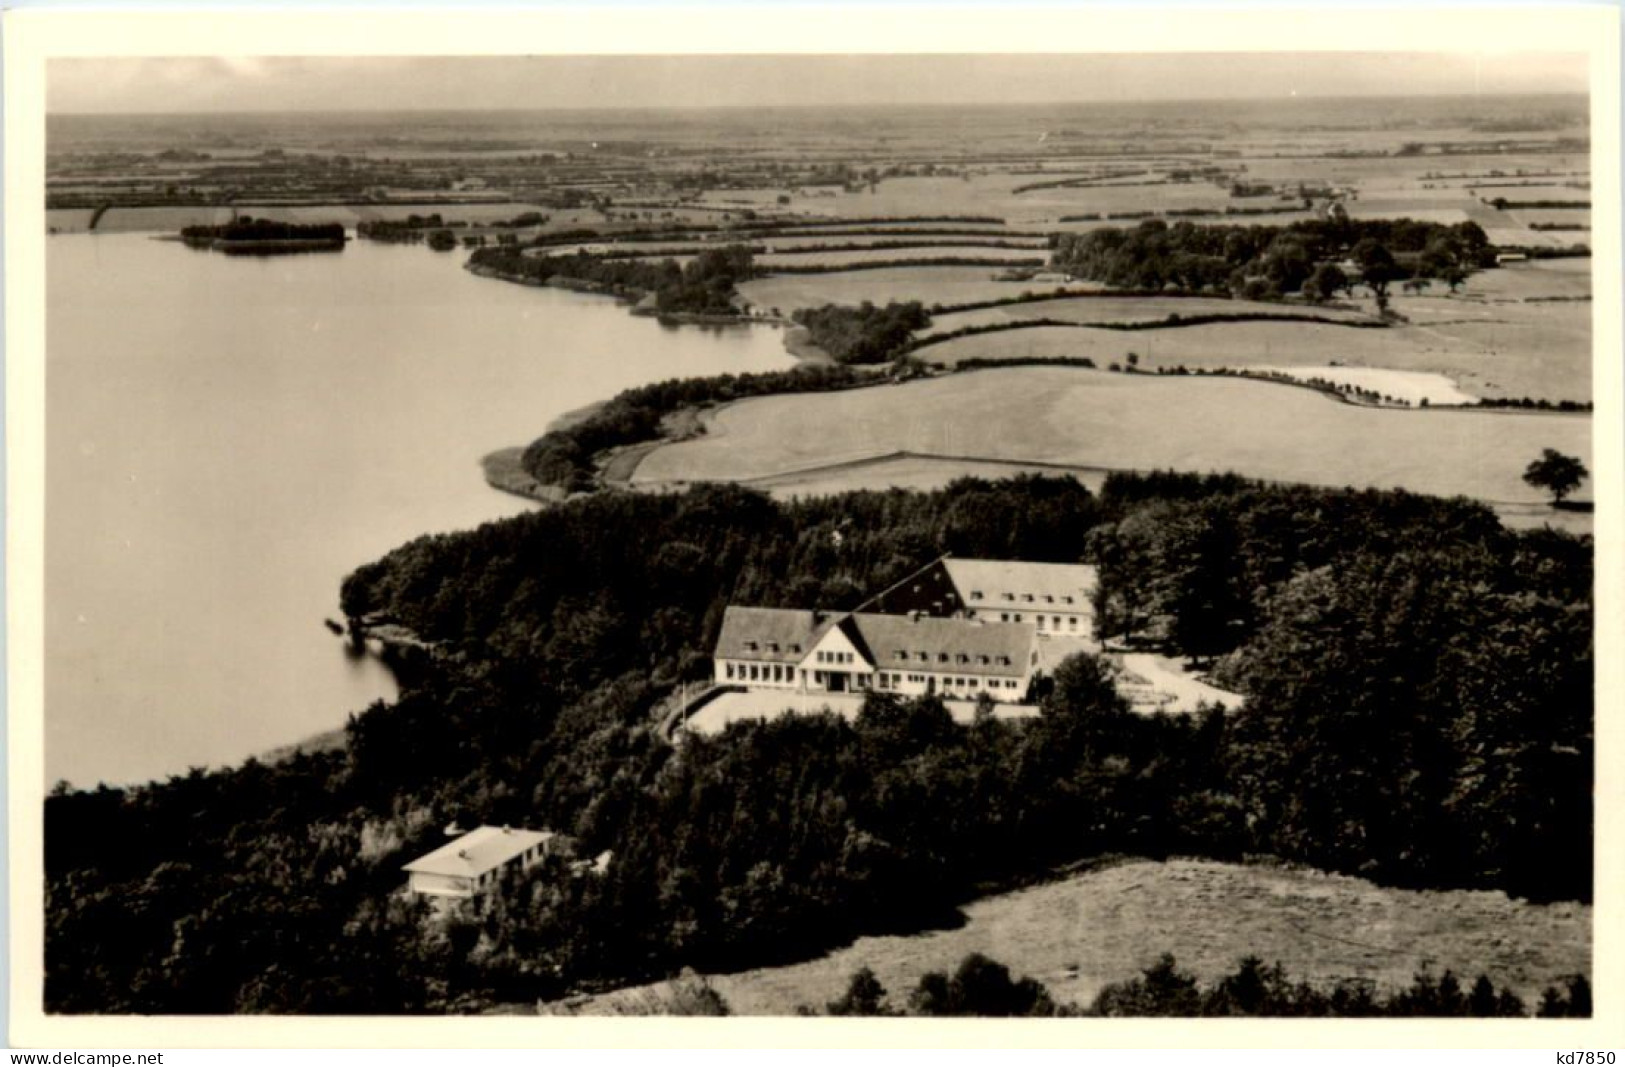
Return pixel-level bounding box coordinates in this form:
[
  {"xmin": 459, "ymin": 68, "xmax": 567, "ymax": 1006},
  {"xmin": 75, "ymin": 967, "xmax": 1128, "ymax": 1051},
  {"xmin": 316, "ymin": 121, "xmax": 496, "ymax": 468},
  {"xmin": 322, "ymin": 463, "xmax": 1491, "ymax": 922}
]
[
  {"xmin": 767, "ymin": 642, "xmax": 779, "ymax": 652},
  {"xmin": 1022, "ymin": 594, "xmax": 1034, "ymax": 602},
  {"xmin": 956, "ymin": 653, "xmax": 969, "ymax": 664},
  {"xmin": 937, "ymin": 653, "xmax": 950, "ymax": 663},
  {"xmin": 1063, "ymin": 596, "xmax": 1074, "ymax": 604},
  {"xmin": 1044, "ymin": 595, "xmax": 1054, "ymax": 603},
  {"xmin": 895, "ymin": 651, "xmax": 908, "ymax": 661},
  {"xmin": 970, "ymin": 590, "xmax": 983, "ymax": 600},
  {"xmin": 744, "ymin": 641, "xmax": 759, "ymax": 651},
  {"xmin": 978, "ymin": 655, "xmax": 990, "ymax": 665}
]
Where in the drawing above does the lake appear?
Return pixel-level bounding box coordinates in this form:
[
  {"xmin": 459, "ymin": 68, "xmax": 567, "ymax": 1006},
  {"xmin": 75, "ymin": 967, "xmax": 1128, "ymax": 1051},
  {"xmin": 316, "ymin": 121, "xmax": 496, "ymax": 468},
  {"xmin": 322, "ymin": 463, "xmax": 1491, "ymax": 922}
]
[{"xmin": 45, "ymin": 233, "xmax": 792, "ymax": 787}]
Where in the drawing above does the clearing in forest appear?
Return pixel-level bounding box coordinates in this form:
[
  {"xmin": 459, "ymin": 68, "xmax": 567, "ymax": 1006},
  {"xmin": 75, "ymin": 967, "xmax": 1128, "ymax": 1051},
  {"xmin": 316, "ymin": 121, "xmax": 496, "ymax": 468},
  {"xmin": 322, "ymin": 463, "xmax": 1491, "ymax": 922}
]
[{"xmin": 545, "ymin": 857, "xmax": 1590, "ymax": 1016}]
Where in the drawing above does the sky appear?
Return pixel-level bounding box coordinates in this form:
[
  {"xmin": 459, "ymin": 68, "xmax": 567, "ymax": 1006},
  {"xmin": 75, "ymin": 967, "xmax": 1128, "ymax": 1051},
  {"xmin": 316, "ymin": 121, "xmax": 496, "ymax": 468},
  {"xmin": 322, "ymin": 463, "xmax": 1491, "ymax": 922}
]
[{"xmin": 47, "ymin": 52, "xmax": 1588, "ymax": 114}]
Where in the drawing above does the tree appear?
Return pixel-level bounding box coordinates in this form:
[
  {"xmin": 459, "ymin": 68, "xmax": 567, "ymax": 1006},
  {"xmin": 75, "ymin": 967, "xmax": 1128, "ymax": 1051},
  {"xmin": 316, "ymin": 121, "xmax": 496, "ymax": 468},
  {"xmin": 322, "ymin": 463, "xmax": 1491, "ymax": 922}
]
[
  {"xmin": 910, "ymin": 954, "xmax": 1055, "ymax": 1017},
  {"xmin": 1093, "ymin": 953, "xmax": 1203, "ymax": 1016},
  {"xmin": 1351, "ymin": 238, "xmax": 1399, "ymax": 307},
  {"xmin": 827, "ymin": 966, "xmax": 894, "ymax": 1016},
  {"xmin": 1303, "ymin": 262, "xmax": 1348, "ymax": 304},
  {"xmin": 1522, "ymin": 448, "xmax": 1588, "ymax": 504}
]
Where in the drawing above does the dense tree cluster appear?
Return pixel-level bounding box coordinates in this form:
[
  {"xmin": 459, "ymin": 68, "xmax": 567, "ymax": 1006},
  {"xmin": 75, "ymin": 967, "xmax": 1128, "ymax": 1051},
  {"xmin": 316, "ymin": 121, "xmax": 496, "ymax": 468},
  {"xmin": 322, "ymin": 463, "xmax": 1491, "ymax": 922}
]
[
  {"xmin": 819, "ymin": 952, "xmax": 1587, "ymax": 1017},
  {"xmin": 517, "ymin": 364, "xmax": 876, "ymax": 489},
  {"xmin": 467, "ymin": 243, "xmax": 755, "ymax": 315},
  {"xmin": 179, "ymin": 218, "xmax": 345, "ymax": 247},
  {"xmin": 1091, "ymin": 954, "xmax": 1582, "ymax": 1018},
  {"xmin": 45, "ymin": 474, "xmax": 1591, "ymax": 1014},
  {"xmin": 791, "ymin": 301, "xmax": 932, "ymax": 364},
  {"xmin": 356, "ymin": 214, "xmax": 460, "ymax": 243},
  {"xmin": 1088, "ymin": 481, "xmax": 1592, "ymax": 901},
  {"xmin": 1050, "ymin": 218, "xmax": 1494, "ymax": 297}
]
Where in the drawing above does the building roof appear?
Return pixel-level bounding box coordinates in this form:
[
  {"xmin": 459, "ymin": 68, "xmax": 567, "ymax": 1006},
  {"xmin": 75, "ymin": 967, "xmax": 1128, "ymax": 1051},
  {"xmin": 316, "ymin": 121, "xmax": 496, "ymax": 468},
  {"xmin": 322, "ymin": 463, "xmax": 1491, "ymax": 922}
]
[
  {"xmin": 847, "ymin": 612, "xmax": 1035, "ymax": 678},
  {"xmin": 402, "ymin": 825, "xmax": 553, "ymax": 879},
  {"xmin": 941, "ymin": 558, "xmax": 1098, "ymax": 616},
  {"xmin": 716, "ymin": 605, "xmax": 1036, "ymax": 679},
  {"xmin": 715, "ymin": 605, "xmax": 833, "ymax": 664}
]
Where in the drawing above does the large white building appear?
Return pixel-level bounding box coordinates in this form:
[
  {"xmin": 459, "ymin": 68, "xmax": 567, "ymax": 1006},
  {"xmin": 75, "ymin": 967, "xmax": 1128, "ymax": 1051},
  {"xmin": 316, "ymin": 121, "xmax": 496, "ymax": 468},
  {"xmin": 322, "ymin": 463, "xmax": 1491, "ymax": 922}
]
[
  {"xmin": 402, "ymin": 825, "xmax": 555, "ymax": 898},
  {"xmin": 713, "ymin": 607, "xmax": 1038, "ymax": 702},
  {"xmin": 859, "ymin": 556, "xmax": 1099, "ymax": 636}
]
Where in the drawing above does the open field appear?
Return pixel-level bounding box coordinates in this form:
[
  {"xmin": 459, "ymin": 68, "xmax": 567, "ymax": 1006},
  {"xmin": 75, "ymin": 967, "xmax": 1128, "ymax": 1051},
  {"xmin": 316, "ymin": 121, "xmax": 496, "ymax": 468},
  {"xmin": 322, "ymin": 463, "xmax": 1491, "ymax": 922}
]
[
  {"xmin": 914, "ymin": 307, "xmax": 1591, "ymax": 403},
  {"xmin": 749, "ymin": 452, "xmax": 1115, "ymax": 498},
  {"xmin": 1460, "ymin": 258, "xmax": 1591, "ymax": 300},
  {"xmin": 731, "ymin": 451, "xmax": 1586, "ymax": 535},
  {"xmin": 1246, "ymin": 365, "xmax": 1477, "ymax": 406},
  {"xmin": 919, "ymin": 295, "xmax": 1375, "ymax": 335},
  {"xmin": 545, "ymin": 857, "xmax": 1591, "ymax": 1015},
  {"xmin": 739, "ymin": 265, "xmax": 1075, "ymax": 312},
  {"xmin": 757, "ymin": 245, "xmax": 1043, "ymax": 268},
  {"xmin": 701, "ymin": 173, "xmax": 1279, "ymax": 228},
  {"xmin": 604, "ymin": 233, "xmax": 1051, "ymax": 253},
  {"xmin": 1512, "ymin": 209, "xmax": 1591, "ymax": 229},
  {"xmin": 632, "ymin": 366, "xmax": 1592, "ymax": 505}
]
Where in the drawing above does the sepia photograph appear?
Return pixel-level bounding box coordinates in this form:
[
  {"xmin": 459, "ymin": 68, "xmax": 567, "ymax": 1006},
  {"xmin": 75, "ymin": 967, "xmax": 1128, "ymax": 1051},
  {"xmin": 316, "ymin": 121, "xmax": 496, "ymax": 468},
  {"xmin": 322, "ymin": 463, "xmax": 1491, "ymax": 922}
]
[{"xmin": 4, "ymin": 4, "xmax": 1621, "ymax": 1049}]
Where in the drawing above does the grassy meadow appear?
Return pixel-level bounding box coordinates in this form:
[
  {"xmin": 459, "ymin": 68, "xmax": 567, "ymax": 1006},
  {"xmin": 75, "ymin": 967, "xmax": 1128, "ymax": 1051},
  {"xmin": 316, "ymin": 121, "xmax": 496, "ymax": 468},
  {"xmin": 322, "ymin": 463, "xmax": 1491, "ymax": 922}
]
[
  {"xmin": 631, "ymin": 365, "xmax": 1592, "ymax": 504},
  {"xmin": 913, "ymin": 307, "xmax": 1591, "ymax": 403},
  {"xmin": 739, "ymin": 265, "xmax": 1071, "ymax": 312},
  {"xmin": 918, "ymin": 295, "xmax": 1375, "ymax": 335},
  {"xmin": 548, "ymin": 857, "xmax": 1591, "ymax": 1016}
]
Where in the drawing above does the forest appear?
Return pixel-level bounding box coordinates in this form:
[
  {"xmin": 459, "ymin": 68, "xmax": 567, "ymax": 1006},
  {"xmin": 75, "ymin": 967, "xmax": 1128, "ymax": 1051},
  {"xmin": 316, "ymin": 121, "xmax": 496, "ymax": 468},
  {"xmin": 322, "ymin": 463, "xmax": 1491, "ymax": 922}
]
[
  {"xmin": 356, "ymin": 214, "xmax": 465, "ymax": 243},
  {"xmin": 1050, "ymin": 217, "xmax": 1495, "ymax": 297},
  {"xmin": 518, "ymin": 363, "xmax": 879, "ymax": 489},
  {"xmin": 179, "ymin": 217, "xmax": 346, "ymax": 247},
  {"xmin": 467, "ymin": 243, "xmax": 755, "ymax": 315},
  {"xmin": 44, "ymin": 474, "xmax": 1591, "ymax": 1013},
  {"xmin": 791, "ymin": 301, "xmax": 933, "ymax": 364}
]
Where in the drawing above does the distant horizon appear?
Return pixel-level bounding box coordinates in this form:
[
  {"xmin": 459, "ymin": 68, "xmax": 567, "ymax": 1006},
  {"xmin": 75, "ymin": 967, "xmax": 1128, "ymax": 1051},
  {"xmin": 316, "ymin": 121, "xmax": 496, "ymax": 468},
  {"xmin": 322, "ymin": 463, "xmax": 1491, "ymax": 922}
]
[
  {"xmin": 47, "ymin": 87, "xmax": 1593, "ymax": 120},
  {"xmin": 47, "ymin": 53, "xmax": 1588, "ymax": 115}
]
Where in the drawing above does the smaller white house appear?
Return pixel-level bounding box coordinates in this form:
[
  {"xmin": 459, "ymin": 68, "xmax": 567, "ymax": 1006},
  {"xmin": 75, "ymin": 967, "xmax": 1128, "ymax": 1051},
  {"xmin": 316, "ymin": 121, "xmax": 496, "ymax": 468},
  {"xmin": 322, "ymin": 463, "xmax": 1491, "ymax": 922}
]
[{"xmin": 402, "ymin": 825, "xmax": 554, "ymax": 899}]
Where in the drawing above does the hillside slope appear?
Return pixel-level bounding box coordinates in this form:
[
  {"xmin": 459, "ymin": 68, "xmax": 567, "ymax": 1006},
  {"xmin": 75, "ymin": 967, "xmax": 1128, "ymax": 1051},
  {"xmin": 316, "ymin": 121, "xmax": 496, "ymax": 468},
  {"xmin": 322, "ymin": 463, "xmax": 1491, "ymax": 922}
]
[{"xmin": 545, "ymin": 858, "xmax": 1589, "ymax": 1015}]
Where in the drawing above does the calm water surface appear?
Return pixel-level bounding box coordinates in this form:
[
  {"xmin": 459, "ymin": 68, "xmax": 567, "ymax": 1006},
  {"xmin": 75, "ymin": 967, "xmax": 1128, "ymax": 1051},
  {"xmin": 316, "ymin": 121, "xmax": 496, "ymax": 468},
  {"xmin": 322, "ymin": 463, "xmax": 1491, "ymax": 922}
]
[{"xmin": 47, "ymin": 234, "xmax": 790, "ymax": 786}]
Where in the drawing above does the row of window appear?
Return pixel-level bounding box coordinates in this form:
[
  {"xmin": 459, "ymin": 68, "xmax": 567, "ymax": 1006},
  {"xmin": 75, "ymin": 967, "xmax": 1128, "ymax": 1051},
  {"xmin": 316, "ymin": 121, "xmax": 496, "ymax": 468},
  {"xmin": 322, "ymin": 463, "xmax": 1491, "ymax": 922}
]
[
  {"xmin": 876, "ymin": 673, "xmax": 1022, "ymax": 691},
  {"xmin": 970, "ymin": 590, "xmax": 1079, "ymax": 606},
  {"xmin": 994, "ymin": 612, "xmax": 1081, "ymax": 631},
  {"xmin": 725, "ymin": 661, "xmax": 797, "ymax": 684},
  {"xmin": 816, "ymin": 649, "xmax": 855, "ymax": 665},
  {"xmin": 742, "ymin": 639, "xmax": 802, "ymax": 654},
  {"xmin": 891, "ymin": 649, "xmax": 1013, "ymax": 667},
  {"xmin": 724, "ymin": 660, "xmax": 1025, "ymax": 694}
]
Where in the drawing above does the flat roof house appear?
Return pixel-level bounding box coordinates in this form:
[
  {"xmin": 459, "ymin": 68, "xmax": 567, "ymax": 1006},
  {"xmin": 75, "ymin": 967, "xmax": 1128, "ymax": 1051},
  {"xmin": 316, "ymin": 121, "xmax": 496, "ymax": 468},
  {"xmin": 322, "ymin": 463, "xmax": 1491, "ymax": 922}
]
[{"xmin": 402, "ymin": 825, "xmax": 554, "ymax": 899}]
